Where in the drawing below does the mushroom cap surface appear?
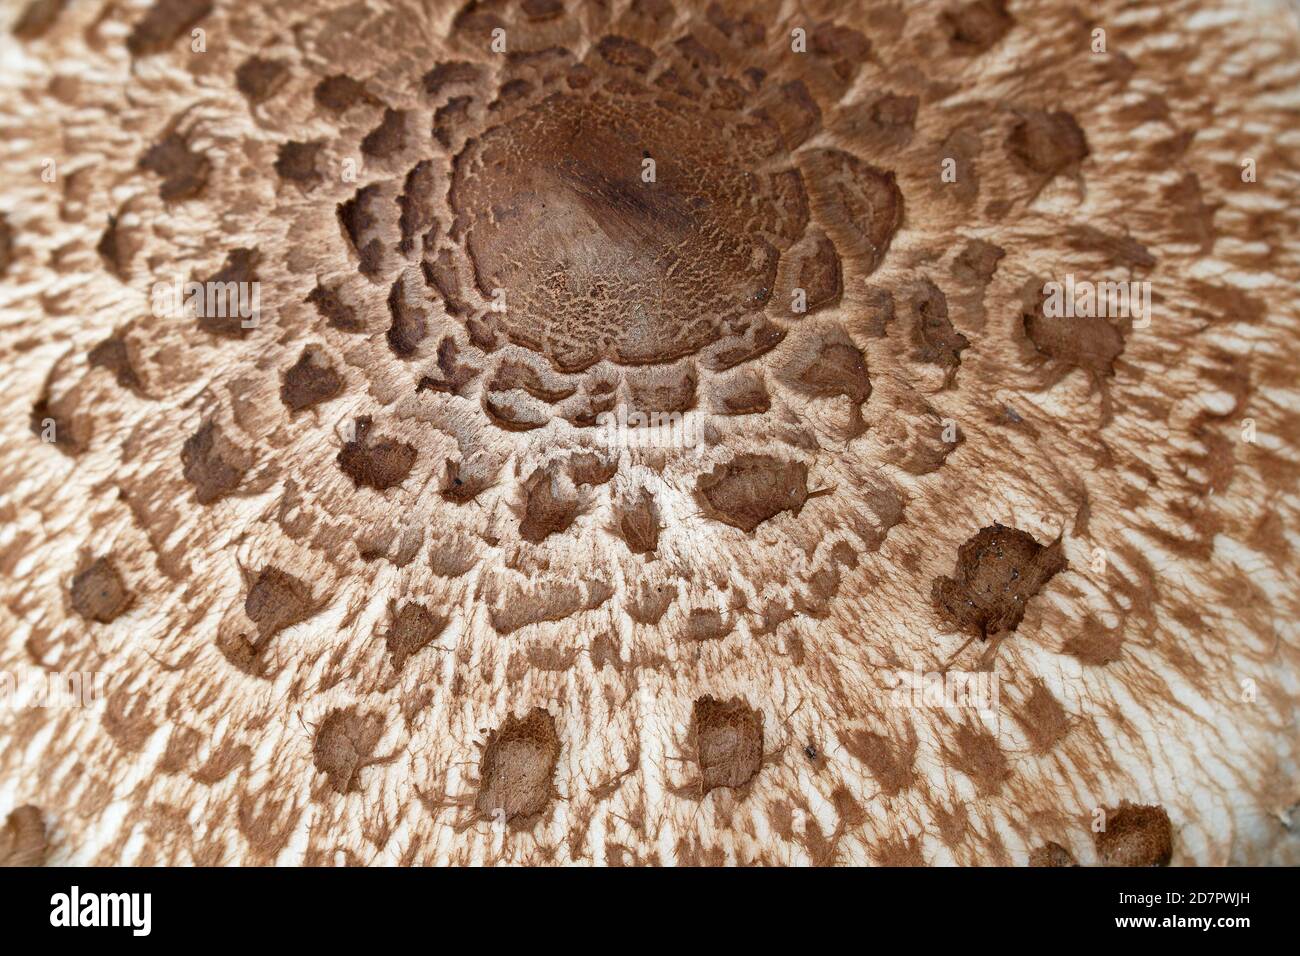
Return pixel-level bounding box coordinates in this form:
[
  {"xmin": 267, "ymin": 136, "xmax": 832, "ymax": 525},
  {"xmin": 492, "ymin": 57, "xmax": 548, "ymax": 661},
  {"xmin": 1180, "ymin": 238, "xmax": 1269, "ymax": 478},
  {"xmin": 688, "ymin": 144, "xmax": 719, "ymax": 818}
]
[{"xmin": 0, "ymin": 0, "xmax": 1298, "ymax": 866}]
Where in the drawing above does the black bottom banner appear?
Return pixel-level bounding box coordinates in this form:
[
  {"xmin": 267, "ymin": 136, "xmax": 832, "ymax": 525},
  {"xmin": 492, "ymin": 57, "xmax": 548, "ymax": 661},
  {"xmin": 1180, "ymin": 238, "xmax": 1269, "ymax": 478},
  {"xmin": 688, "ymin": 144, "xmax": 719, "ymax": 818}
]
[{"xmin": 0, "ymin": 865, "xmax": 1286, "ymax": 943}]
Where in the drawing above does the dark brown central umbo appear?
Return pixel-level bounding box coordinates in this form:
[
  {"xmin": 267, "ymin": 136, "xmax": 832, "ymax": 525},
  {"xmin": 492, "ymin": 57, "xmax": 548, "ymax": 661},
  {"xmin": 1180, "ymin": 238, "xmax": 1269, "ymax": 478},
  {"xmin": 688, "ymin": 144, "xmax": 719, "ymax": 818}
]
[{"xmin": 449, "ymin": 86, "xmax": 803, "ymax": 372}]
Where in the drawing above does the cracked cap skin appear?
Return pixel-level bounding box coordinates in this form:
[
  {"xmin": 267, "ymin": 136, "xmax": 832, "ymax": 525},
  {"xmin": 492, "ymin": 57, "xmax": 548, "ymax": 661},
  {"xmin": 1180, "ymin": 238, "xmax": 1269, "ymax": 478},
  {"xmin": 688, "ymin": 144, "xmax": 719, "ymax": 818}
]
[{"xmin": 0, "ymin": 0, "xmax": 1299, "ymax": 867}]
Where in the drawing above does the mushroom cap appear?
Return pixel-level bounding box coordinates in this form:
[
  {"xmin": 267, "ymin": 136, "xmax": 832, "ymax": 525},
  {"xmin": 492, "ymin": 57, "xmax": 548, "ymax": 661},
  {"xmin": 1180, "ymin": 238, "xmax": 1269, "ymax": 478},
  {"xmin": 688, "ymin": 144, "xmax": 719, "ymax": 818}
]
[{"xmin": 1, "ymin": 0, "xmax": 1298, "ymax": 866}]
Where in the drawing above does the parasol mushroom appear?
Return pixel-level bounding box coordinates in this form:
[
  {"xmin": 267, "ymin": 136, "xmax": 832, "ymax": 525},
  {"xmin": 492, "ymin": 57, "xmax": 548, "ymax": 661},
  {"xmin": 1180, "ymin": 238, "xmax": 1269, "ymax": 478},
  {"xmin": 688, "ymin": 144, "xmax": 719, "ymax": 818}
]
[{"xmin": 0, "ymin": 0, "xmax": 1297, "ymax": 866}]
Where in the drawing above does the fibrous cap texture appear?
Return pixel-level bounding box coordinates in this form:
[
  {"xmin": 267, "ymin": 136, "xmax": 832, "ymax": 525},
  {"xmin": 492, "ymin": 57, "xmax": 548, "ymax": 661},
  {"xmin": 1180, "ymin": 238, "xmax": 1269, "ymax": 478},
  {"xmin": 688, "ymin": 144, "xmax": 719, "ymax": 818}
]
[{"xmin": 0, "ymin": 0, "xmax": 1298, "ymax": 866}]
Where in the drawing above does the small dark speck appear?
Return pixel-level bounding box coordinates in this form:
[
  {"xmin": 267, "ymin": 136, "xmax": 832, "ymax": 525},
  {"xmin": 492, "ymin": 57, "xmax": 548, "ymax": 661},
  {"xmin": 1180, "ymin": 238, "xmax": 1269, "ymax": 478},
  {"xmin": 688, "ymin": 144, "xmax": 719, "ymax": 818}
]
[
  {"xmin": 804, "ymin": 745, "xmax": 819, "ymax": 761},
  {"xmin": 1004, "ymin": 406, "xmax": 1023, "ymax": 423}
]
